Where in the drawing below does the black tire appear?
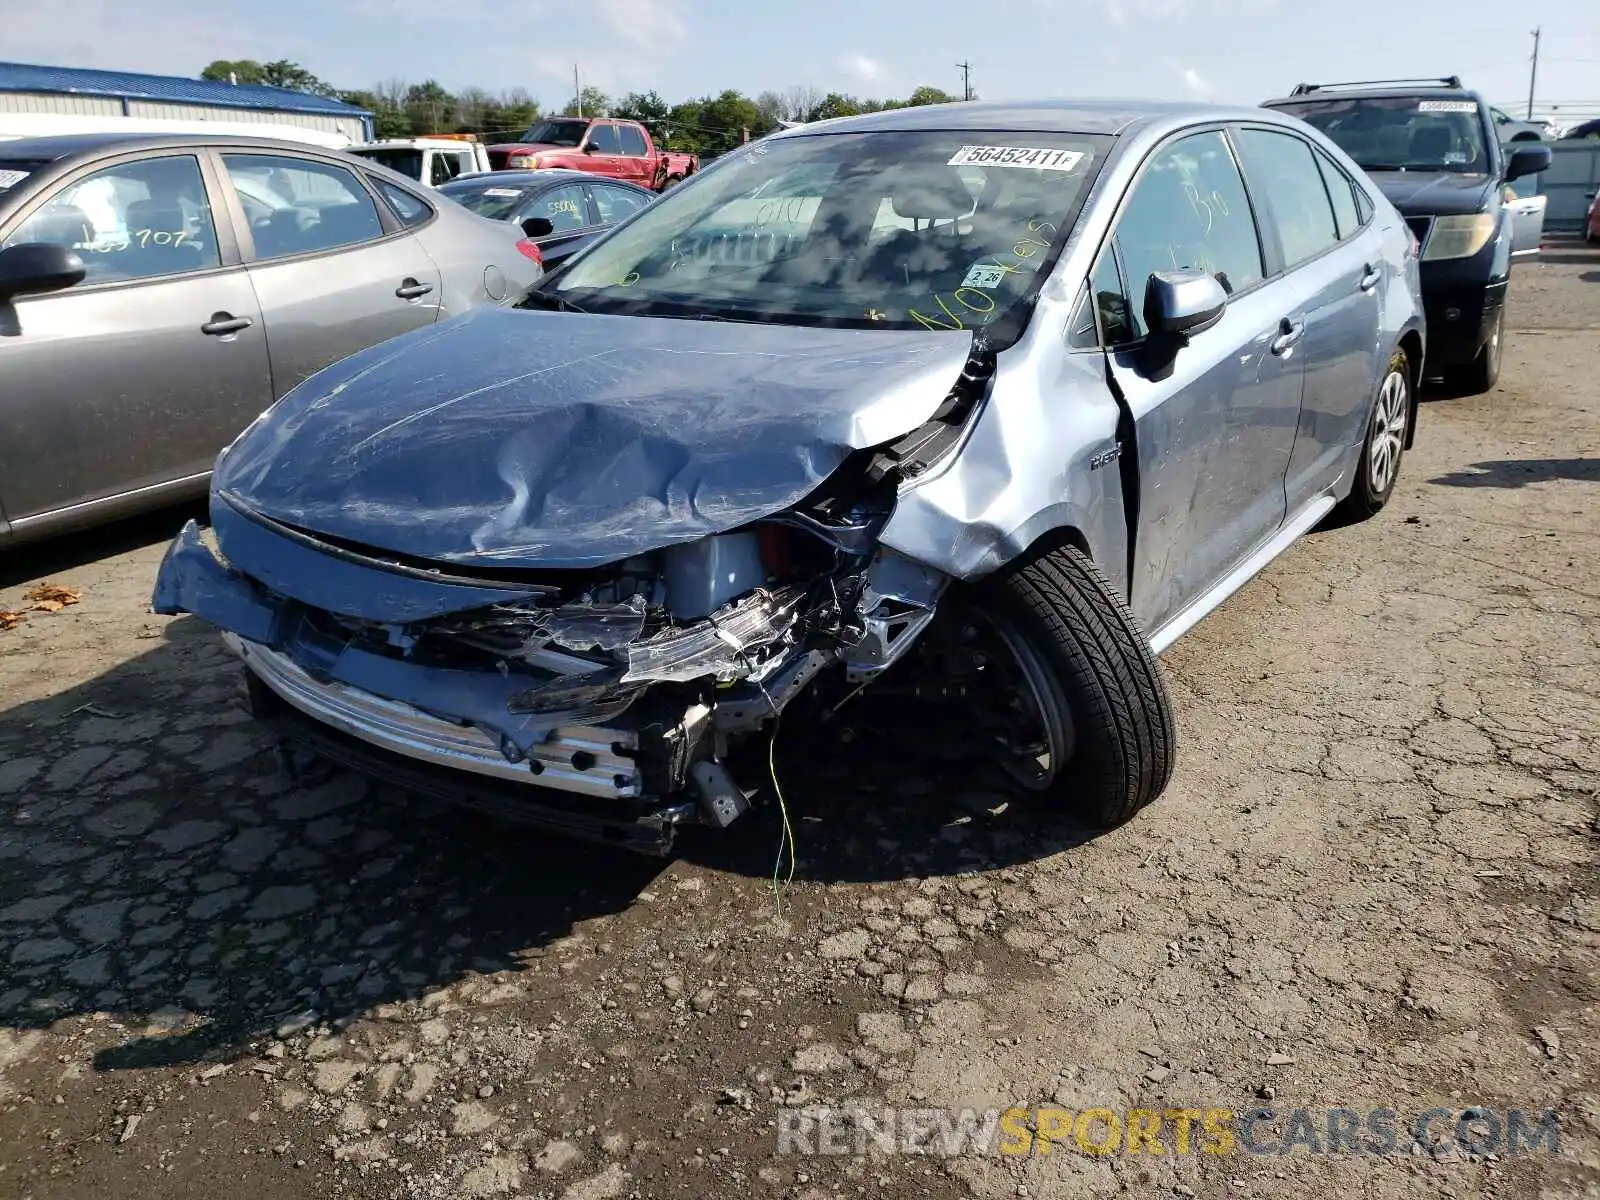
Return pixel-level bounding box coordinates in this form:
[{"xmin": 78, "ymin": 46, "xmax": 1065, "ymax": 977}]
[
  {"xmin": 1338, "ymin": 346, "xmax": 1412, "ymax": 520},
  {"xmin": 977, "ymin": 545, "xmax": 1176, "ymax": 828},
  {"xmin": 1449, "ymin": 305, "xmax": 1503, "ymax": 395}
]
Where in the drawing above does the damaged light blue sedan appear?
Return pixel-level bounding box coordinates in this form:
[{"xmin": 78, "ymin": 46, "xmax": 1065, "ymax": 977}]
[{"xmin": 153, "ymin": 100, "xmax": 1425, "ymax": 853}]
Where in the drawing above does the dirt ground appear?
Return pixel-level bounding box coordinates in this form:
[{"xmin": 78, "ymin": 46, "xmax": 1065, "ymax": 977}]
[{"xmin": 1, "ymin": 243, "xmax": 1596, "ymax": 1200}]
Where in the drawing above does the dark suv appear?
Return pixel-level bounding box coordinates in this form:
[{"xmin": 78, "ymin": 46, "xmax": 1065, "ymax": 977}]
[{"xmin": 1263, "ymin": 77, "xmax": 1550, "ymax": 393}]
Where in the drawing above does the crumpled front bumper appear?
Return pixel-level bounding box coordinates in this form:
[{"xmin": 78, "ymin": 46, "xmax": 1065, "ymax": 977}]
[{"xmin": 152, "ymin": 519, "xmax": 702, "ymax": 850}]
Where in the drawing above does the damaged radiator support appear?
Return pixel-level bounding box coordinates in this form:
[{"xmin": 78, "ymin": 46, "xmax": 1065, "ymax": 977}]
[{"xmin": 159, "ymin": 505, "xmax": 951, "ymax": 847}]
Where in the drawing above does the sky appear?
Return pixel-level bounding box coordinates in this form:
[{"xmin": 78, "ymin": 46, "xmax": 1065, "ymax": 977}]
[{"xmin": 2, "ymin": 0, "xmax": 1597, "ymax": 124}]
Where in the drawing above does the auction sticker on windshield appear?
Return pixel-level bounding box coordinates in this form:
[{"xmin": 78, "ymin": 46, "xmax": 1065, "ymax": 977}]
[
  {"xmin": 0, "ymin": 169, "xmax": 27, "ymax": 190},
  {"xmin": 483, "ymin": 188, "xmax": 524, "ymax": 197},
  {"xmin": 948, "ymin": 146, "xmax": 1085, "ymax": 172},
  {"xmin": 1418, "ymin": 101, "xmax": 1477, "ymax": 113}
]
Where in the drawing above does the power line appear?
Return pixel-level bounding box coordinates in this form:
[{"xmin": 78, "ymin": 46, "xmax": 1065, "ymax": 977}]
[{"xmin": 956, "ymin": 61, "xmax": 974, "ymax": 102}]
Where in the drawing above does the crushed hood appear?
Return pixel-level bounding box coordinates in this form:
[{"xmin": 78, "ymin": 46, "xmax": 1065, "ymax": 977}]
[{"xmin": 213, "ymin": 307, "xmax": 971, "ymax": 568}]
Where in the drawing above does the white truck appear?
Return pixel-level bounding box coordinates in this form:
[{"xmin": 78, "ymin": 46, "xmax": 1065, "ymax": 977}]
[{"xmin": 347, "ymin": 137, "xmax": 493, "ymax": 188}]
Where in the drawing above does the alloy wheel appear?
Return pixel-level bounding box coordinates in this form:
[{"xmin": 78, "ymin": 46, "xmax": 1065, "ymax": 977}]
[{"xmin": 1368, "ymin": 368, "xmax": 1409, "ymax": 495}]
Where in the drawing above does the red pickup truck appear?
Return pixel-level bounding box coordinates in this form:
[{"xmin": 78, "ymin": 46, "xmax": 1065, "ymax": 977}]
[{"xmin": 487, "ymin": 118, "xmax": 697, "ymax": 191}]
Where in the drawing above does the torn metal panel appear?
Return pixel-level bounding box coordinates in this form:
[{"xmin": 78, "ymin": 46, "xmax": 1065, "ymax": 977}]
[{"xmin": 213, "ymin": 306, "xmax": 972, "ymax": 570}]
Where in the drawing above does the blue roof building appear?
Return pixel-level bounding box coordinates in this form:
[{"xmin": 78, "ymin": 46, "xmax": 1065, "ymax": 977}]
[{"xmin": 0, "ymin": 61, "xmax": 374, "ymax": 141}]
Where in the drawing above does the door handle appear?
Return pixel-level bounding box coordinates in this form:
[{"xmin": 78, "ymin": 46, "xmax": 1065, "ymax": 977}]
[
  {"xmin": 200, "ymin": 313, "xmax": 252, "ymax": 336},
  {"xmin": 395, "ymin": 278, "xmax": 433, "ymax": 300},
  {"xmin": 1359, "ymin": 264, "xmax": 1382, "ymax": 292},
  {"xmin": 1270, "ymin": 317, "xmax": 1305, "ymax": 357}
]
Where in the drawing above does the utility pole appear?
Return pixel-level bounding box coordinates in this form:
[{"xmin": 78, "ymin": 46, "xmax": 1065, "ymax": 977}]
[
  {"xmin": 956, "ymin": 61, "xmax": 974, "ymax": 102},
  {"xmin": 574, "ymin": 64, "xmax": 582, "ymax": 118},
  {"xmin": 1526, "ymin": 27, "xmax": 1540, "ymax": 119}
]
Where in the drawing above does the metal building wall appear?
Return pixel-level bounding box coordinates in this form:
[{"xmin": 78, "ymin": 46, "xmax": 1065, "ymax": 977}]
[
  {"xmin": 122, "ymin": 101, "xmax": 366, "ymax": 141},
  {"xmin": 0, "ymin": 92, "xmax": 122, "ymax": 116},
  {"xmin": 0, "ymin": 92, "xmax": 367, "ymax": 141}
]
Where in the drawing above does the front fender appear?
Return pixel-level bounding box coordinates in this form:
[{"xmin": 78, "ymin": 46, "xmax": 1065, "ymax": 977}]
[{"xmin": 878, "ymin": 341, "xmax": 1129, "ymax": 598}]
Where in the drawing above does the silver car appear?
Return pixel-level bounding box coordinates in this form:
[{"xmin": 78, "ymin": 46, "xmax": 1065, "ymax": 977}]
[
  {"xmin": 154, "ymin": 100, "xmax": 1425, "ymax": 853},
  {"xmin": 0, "ymin": 133, "xmax": 543, "ymax": 546}
]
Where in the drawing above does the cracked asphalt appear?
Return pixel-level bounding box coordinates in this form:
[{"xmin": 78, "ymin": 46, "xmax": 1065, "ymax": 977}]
[{"xmin": 0, "ymin": 242, "xmax": 1596, "ymax": 1200}]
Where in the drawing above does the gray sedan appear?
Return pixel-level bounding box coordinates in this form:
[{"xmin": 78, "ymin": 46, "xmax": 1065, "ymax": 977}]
[
  {"xmin": 0, "ymin": 133, "xmax": 543, "ymax": 546},
  {"xmin": 155, "ymin": 100, "xmax": 1425, "ymax": 853}
]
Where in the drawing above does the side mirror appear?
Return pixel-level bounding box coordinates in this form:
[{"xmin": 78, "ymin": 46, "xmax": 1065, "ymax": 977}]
[
  {"xmin": 521, "ymin": 216, "xmax": 554, "ymax": 238},
  {"xmin": 0, "ymin": 242, "xmax": 87, "ymax": 304},
  {"xmin": 581, "ymin": 142, "xmax": 599, "ymax": 154},
  {"xmin": 1505, "ymin": 145, "xmax": 1551, "ymax": 182},
  {"xmin": 1143, "ymin": 268, "xmax": 1227, "ymax": 339}
]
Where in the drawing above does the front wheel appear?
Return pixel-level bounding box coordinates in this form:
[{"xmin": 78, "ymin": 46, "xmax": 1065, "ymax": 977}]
[
  {"xmin": 972, "ymin": 545, "xmax": 1177, "ymax": 828},
  {"xmin": 1449, "ymin": 305, "xmax": 1503, "ymax": 395},
  {"xmin": 1338, "ymin": 346, "xmax": 1411, "ymax": 520}
]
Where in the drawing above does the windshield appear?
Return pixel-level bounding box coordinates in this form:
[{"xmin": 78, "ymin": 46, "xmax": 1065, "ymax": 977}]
[
  {"xmin": 540, "ymin": 129, "xmax": 1107, "ymax": 338},
  {"xmin": 438, "ymin": 179, "xmax": 529, "ymax": 220},
  {"xmin": 1272, "ymin": 96, "xmax": 1490, "ymax": 173},
  {"xmin": 0, "ymin": 160, "xmax": 48, "ymax": 196},
  {"xmin": 518, "ymin": 120, "xmax": 589, "ymax": 147},
  {"xmin": 350, "ymin": 148, "xmax": 423, "ymax": 180}
]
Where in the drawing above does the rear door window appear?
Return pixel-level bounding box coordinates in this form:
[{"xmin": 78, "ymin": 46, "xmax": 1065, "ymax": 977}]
[
  {"xmin": 590, "ymin": 183, "xmax": 649, "ymax": 224},
  {"xmin": 1234, "ymin": 128, "xmax": 1340, "ymax": 267},
  {"xmin": 376, "ymin": 180, "xmax": 434, "ymax": 227},
  {"xmin": 2, "ymin": 154, "xmax": 221, "ymax": 284},
  {"xmin": 1313, "ymin": 148, "xmax": 1362, "ymax": 240},
  {"xmin": 222, "ymin": 153, "xmax": 387, "ymax": 260},
  {"xmin": 617, "ymin": 125, "xmax": 648, "ymax": 156}
]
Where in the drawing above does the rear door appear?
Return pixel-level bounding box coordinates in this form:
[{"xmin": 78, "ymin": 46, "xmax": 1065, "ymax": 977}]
[
  {"xmin": 615, "ymin": 123, "xmax": 655, "ymax": 188},
  {"xmin": 0, "ymin": 150, "xmax": 271, "ymax": 526},
  {"xmin": 1095, "ymin": 128, "xmax": 1306, "ymax": 637},
  {"xmin": 214, "ymin": 150, "xmax": 443, "ymax": 397},
  {"xmin": 1233, "ymin": 126, "xmax": 1386, "ymax": 514}
]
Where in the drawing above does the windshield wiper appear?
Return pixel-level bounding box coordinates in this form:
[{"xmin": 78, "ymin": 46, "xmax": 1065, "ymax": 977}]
[{"xmin": 515, "ymin": 289, "xmax": 587, "ymax": 314}]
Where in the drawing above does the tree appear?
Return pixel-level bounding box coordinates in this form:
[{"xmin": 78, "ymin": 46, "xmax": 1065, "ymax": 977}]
[
  {"xmin": 562, "ymin": 86, "xmax": 611, "ymax": 118},
  {"xmin": 340, "ymin": 88, "xmax": 409, "ymax": 138},
  {"xmin": 491, "ymin": 89, "xmax": 541, "ymax": 138},
  {"xmin": 782, "ymin": 85, "xmax": 823, "ymax": 123},
  {"xmin": 404, "ymin": 80, "xmax": 452, "ymax": 134},
  {"xmin": 612, "ymin": 90, "xmax": 671, "ymax": 127},
  {"xmin": 906, "ymin": 85, "xmax": 957, "ymax": 107},
  {"xmin": 452, "ymin": 86, "xmax": 493, "ymax": 133},
  {"xmin": 807, "ymin": 92, "xmax": 861, "ymax": 122},
  {"xmin": 258, "ymin": 59, "xmax": 337, "ymax": 96},
  {"xmin": 200, "ymin": 59, "xmax": 265, "ymax": 85}
]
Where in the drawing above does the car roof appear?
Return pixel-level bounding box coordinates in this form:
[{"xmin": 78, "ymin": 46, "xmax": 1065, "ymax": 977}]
[
  {"xmin": 773, "ymin": 97, "xmax": 1260, "ymax": 139},
  {"xmin": 446, "ymin": 169, "xmax": 648, "ymax": 189},
  {"xmin": 0, "ymin": 131, "xmax": 359, "ymax": 160},
  {"xmin": 1263, "ymin": 85, "xmax": 1486, "ymax": 105}
]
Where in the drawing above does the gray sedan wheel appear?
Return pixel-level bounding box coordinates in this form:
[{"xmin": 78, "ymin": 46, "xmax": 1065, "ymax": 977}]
[
  {"xmin": 978, "ymin": 544, "xmax": 1176, "ymax": 828},
  {"xmin": 1339, "ymin": 347, "xmax": 1411, "ymax": 520}
]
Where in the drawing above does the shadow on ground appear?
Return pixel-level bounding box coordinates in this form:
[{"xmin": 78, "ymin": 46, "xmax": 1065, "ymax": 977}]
[
  {"xmin": 0, "ymin": 617, "xmax": 1098, "ymax": 1074},
  {"xmin": 1428, "ymin": 457, "xmax": 1600, "ymax": 488},
  {"xmin": 0, "ymin": 500, "xmax": 205, "ymax": 589}
]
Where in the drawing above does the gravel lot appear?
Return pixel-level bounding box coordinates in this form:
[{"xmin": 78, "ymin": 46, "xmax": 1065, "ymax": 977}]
[{"xmin": 1, "ymin": 243, "xmax": 1596, "ymax": 1200}]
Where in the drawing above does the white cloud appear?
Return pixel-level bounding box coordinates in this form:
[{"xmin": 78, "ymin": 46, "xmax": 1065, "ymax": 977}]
[
  {"xmin": 840, "ymin": 53, "xmax": 885, "ymax": 84},
  {"xmin": 1182, "ymin": 67, "xmax": 1216, "ymax": 99},
  {"xmin": 595, "ymin": 0, "xmax": 687, "ymax": 48}
]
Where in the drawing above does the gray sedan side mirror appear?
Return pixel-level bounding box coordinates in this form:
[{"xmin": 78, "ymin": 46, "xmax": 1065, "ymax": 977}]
[
  {"xmin": 1505, "ymin": 145, "xmax": 1551, "ymax": 182},
  {"xmin": 0, "ymin": 242, "xmax": 87, "ymax": 304},
  {"xmin": 1144, "ymin": 269, "xmax": 1227, "ymax": 338}
]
